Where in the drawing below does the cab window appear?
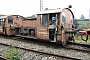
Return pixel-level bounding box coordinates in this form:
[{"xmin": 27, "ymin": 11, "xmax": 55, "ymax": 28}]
[
  {"xmin": 62, "ymin": 12, "xmax": 66, "ymax": 23},
  {"xmin": 8, "ymin": 17, "xmax": 14, "ymax": 24},
  {"xmin": 40, "ymin": 14, "xmax": 48, "ymax": 26},
  {"xmin": 0, "ymin": 19, "xmax": 2, "ymax": 26},
  {"xmin": 70, "ymin": 16, "xmax": 73, "ymax": 24}
]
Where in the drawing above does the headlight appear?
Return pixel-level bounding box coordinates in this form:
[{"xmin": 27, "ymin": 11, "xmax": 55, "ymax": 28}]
[
  {"xmin": 62, "ymin": 24, "xmax": 64, "ymax": 27},
  {"xmin": 10, "ymin": 25, "xmax": 13, "ymax": 27},
  {"xmin": 2, "ymin": 19, "xmax": 4, "ymax": 21},
  {"xmin": 61, "ymin": 23, "xmax": 64, "ymax": 29}
]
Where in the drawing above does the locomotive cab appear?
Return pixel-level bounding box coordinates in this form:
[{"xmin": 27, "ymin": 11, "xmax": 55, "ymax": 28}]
[
  {"xmin": 37, "ymin": 8, "xmax": 75, "ymax": 45},
  {"xmin": 0, "ymin": 15, "xmax": 15, "ymax": 35},
  {"xmin": 0, "ymin": 15, "xmax": 24, "ymax": 36}
]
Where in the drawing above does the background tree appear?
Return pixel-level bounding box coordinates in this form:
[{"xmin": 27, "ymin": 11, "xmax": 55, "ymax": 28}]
[
  {"xmin": 0, "ymin": 14, "xmax": 6, "ymax": 16},
  {"xmin": 45, "ymin": 8, "xmax": 48, "ymax": 10},
  {"xmin": 26, "ymin": 14, "xmax": 36, "ymax": 18},
  {"xmin": 80, "ymin": 14, "xmax": 85, "ymax": 19}
]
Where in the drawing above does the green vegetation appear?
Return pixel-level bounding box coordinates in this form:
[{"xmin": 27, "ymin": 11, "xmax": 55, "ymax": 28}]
[
  {"xmin": 3, "ymin": 46, "xmax": 20, "ymax": 60},
  {"xmin": 74, "ymin": 35, "xmax": 90, "ymax": 43},
  {"xmin": 77, "ymin": 21, "xmax": 88, "ymax": 25},
  {"xmin": 75, "ymin": 19, "xmax": 89, "ymax": 29},
  {"xmin": 77, "ymin": 21, "xmax": 89, "ymax": 29},
  {"xmin": 0, "ymin": 14, "xmax": 6, "ymax": 16},
  {"xmin": 26, "ymin": 14, "xmax": 36, "ymax": 18},
  {"xmin": 75, "ymin": 20, "xmax": 90, "ymax": 43}
]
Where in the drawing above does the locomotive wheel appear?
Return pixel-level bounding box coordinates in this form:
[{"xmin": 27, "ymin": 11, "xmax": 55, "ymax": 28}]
[
  {"xmin": 81, "ymin": 34, "xmax": 88, "ymax": 42},
  {"xmin": 31, "ymin": 30, "xmax": 35, "ymax": 35}
]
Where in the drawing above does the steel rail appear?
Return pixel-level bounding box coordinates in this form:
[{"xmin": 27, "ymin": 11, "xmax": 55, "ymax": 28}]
[
  {"xmin": 5, "ymin": 37, "xmax": 90, "ymax": 52},
  {"xmin": 0, "ymin": 42, "xmax": 82, "ymax": 60},
  {"xmin": 67, "ymin": 42, "xmax": 90, "ymax": 47},
  {"xmin": 64, "ymin": 46, "xmax": 90, "ymax": 53}
]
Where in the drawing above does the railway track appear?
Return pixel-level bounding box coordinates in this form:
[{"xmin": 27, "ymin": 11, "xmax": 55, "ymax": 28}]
[
  {"xmin": 64, "ymin": 42, "xmax": 90, "ymax": 53},
  {"xmin": 0, "ymin": 35, "xmax": 90, "ymax": 60},
  {"xmin": 0, "ymin": 42, "xmax": 82, "ymax": 60},
  {"xmin": 68, "ymin": 42, "xmax": 90, "ymax": 48},
  {"xmin": 3, "ymin": 35, "xmax": 90, "ymax": 53}
]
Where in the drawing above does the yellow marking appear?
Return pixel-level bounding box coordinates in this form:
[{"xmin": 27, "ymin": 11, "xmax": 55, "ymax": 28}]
[
  {"xmin": 40, "ymin": 29, "xmax": 45, "ymax": 30},
  {"xmin": 43, "ymin": 35, "xmax": 47, "ymax": 36},
  {"xmin": 43, "ymin": 32, "xmax": 47, "ymax": 34},
  {"xmin": 38, "ymin": 32, "xmax": 47, "ymax": 34}
]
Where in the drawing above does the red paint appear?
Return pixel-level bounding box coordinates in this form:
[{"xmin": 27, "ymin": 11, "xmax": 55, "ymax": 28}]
[{"xmin": 79, "ymin": 30, "xmax": 88, "ymax": 35}]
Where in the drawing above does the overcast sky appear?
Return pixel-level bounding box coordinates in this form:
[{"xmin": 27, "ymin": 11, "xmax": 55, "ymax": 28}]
[{"xmin": 0, "ymin": 0, "xmax": 90, "ymax": 18}]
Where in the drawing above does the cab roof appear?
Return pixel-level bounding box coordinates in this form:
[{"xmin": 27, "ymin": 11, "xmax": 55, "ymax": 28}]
[
  {"xmin": 36, "ymin": 8, "xmax": 62, "ymax": 14},
  {"xmin": 36, "ymin": 8, "xmax": 74, "ymax": 19}
]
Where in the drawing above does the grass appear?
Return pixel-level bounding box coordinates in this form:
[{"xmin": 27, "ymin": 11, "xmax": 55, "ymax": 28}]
[
  {"xmin": 3, "ymin": 46, "xmax": 20, "ymax": 60},
  {"xmin": 74, "ymin": 35, "xmax": 90, "ymax": 44}
]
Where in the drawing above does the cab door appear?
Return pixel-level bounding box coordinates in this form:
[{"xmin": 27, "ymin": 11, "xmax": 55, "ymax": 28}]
[{"xmin": 48, "ymin": 13, "xmax": 61, "ymax": 42}]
